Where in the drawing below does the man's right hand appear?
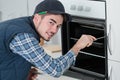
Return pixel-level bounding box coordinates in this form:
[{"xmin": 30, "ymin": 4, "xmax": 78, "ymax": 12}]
[{"xmin": 71, "ymin": 34, "xmax": 96, "ymax": 55}]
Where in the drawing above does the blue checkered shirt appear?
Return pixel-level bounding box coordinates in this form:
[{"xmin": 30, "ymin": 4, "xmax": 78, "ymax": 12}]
[{"xmin": 9, "ymin": 33, "xmax": 76, "ymax": 77}]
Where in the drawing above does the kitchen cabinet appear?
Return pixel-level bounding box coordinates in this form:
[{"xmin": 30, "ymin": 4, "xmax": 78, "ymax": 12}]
[
  {"xmin": 108, "ymin": 60, "xmax": 120, "ymax": 80},
  {"xmin": 106, "ymin": 0, "xmax": 120, "ymax": 62},
  {"xmin": 0, "ymin": 0, "xmax": 28, "ymax": 21},
  {"xmin": 106, "ymin": 0, "xmax": 120, "ymax": 80}
]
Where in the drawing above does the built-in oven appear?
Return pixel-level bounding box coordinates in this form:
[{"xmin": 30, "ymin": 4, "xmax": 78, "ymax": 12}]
[{"xmin": 60, "ymin": 0, "xmax": 108, "ymax": 80}]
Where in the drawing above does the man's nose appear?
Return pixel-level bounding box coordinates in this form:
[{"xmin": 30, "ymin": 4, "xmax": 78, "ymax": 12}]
[{"xmin": 51, "ymin": 25, "xmax": 58, "ymax": 33}]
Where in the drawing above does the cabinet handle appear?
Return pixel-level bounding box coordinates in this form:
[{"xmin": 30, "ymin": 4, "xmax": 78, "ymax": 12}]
[{"xmin": 107, "ymin": 24, "xmax": 112, "ymax": 55}]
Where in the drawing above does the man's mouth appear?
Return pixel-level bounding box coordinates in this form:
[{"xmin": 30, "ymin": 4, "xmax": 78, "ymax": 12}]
[{"xmin": 47, "ymin": 32, "xmax": 52, "ymax": 39}]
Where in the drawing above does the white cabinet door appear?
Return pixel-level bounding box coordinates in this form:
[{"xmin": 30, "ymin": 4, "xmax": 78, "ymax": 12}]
[
  {"xmin": 106, "ymin": 0, "xmax": 120, "ymax": 61},
  {"xmin": 108, "ymin": 60, "xmax": 120, "ymax": 80},
  {"xmin": 0, "ymin": 0, "xmax": 27, "ymax": 21}
]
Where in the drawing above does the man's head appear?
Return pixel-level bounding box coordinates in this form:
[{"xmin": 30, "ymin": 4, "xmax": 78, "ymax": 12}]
[
  {"xmin": 33, "ymin": 0, "xmax": 71, "ymax": 41},
  {"xmin": 34, "ymin": 0, "xmax": 71, "ymax": 22}
]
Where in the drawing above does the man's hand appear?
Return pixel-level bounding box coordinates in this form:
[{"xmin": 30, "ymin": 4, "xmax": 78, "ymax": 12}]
[{"xmin": 71, "ymin": 34, "xmax": 96, "ymax": 55}]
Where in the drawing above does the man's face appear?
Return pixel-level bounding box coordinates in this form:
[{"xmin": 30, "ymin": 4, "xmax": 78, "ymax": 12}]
[{"xmin": 35, "ymin": 14, "xmax": 63, "ymax": 41}]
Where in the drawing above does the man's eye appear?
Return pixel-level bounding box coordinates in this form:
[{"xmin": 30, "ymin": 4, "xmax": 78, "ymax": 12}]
[
  {"xmin": 49, "ymin": 21, "xmax": 54, "ymax": 25},
  {"xmin": 57, "ymin": 25, "xmax": 61, "ymax": 29}
]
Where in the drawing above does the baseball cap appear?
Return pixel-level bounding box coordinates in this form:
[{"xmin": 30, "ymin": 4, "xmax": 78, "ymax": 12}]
[{"xmin": 34, "ymin": 0, "xmax": 71, "ymax": 22}]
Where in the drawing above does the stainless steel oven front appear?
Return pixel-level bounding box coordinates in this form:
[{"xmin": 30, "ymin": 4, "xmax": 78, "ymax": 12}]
[{"xmin": 60, "ymin": 0, "xmax": 108, "ymax": 80}]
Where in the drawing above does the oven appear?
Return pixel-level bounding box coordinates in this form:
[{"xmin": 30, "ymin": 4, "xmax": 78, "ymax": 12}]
[{"xmin": 60, "ymin": 0, "xmax": 108, "ymax": 80}]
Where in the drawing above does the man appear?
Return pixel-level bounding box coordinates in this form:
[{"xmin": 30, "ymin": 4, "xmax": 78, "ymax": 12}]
[{"xmin": 0, "ymin": 0, "xmax": 96, "ymax": 80}]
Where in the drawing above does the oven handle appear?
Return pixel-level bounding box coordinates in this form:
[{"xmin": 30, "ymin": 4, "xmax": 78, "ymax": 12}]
[{"xmin": 107, "ymin": 24, "xmax": 112, "ymax": 55}]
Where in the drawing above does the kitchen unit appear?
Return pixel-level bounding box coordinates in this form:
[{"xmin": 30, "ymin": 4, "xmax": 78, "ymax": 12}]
[
  {"xmin": 106, "ymin": 0, "xmax": 120, "ymax": 80},
  {"xmin": 60, "ymin": 0, "xmax": 120, "ymax": 80},
  {"xmin": 60, "ymin": 0, "xmax": 107, "ymax": 80}
]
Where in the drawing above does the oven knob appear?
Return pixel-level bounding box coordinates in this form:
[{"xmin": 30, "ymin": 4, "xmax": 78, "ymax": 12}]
[
  {"xmin": 77, "ymin": 5, "xmax": 83, "ymax": 11},
  {"xmin": 70, "ymin": 5, "xmax": 76, "ymax": 11},
  {"xmin": 84, "ymin": 6, "xmax": 91, "ymax": 12}
]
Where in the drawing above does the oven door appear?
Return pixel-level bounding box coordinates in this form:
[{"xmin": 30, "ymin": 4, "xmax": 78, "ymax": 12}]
[{"xmin": 61, "ymin": 17, "xmax": 108, "ymax": 80}]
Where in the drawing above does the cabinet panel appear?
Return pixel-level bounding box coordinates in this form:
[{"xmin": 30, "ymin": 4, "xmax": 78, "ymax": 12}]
[
  {"xmin": 0, "ymin": 0, "xmax": 27, "ymax": 21},
  {"xmin": 108, "ymin": 60, "xmax": 120, "ymax": 80},
  {"xmin": 106, "ymin": 0, "xmax": 120, "ymax": 61}
]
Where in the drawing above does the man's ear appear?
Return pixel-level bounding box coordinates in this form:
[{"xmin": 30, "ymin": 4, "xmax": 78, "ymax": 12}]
[
  {"xmin": 34, "ymin": 14, "xmax": 41, "ymax": 22},
  {"xmin": 33, "ymin": 14, "xmax": 42, "ymax": 26}
]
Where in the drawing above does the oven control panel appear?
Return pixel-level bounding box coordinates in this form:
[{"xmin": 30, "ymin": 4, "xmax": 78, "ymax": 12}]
[{"xmin": 59, "ymin": 0, "xmax": 105, "ymax": 19}]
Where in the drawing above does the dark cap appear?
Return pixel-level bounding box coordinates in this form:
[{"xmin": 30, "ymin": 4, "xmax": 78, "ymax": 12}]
[{"xmin": 34, "ymin": 0, "xmax": 71, "ymax": 22}]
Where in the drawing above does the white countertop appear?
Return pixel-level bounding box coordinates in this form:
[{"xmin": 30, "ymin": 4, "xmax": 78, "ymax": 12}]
[{"xmin": 37, "ymin": 73, "xmax": 80, "ymax": 80}]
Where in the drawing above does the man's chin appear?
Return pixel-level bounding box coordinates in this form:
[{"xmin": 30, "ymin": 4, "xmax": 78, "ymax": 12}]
[
  {"xmin": 41, "ymin": 36, "xmax": 50, "ymax": 41},
  {"xmin": 44, "ymin": 38, "xmax": 50, "ymax": 41},
  {"xmin": 45, "ymin": 39, "xmax": 50, "ymax": 41}
]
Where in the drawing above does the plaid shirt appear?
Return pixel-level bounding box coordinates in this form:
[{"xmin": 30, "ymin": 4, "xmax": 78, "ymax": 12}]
[{"xmin": 9, "ymin": 33, "xmax": 76, "ymax": 77}]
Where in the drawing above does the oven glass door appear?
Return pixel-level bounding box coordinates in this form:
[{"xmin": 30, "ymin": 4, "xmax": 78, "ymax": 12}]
[{"xmin": 61, "ymin": 17, "xmax": 107, "ymax": 79}]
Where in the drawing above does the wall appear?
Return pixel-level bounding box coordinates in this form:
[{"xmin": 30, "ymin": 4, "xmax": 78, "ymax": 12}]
[
  {"xmin": 0, "ymin": 0, "xmax": 2, "ymax": 21},
  {"xmin": 0, "ymin": 0, "xmax": 28, "ymax": 21}
]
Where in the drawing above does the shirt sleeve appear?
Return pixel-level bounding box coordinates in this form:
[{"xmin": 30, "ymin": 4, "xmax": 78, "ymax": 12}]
[{"xmin": 9, "ymin": 33, "xmax": 76, "ymax": 77}]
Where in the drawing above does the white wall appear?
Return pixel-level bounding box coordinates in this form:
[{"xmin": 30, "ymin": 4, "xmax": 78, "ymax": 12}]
[
  {"xmin": 0, "ymin": 0, "xmax": 28, "ymax": 21},
  {"xmin": 0, "ymin": 0, "xmax": 2, "ymax": 21},
  {"xmin": 27, "ymin": 0, "xmax": 42, "ymax": 16}
]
